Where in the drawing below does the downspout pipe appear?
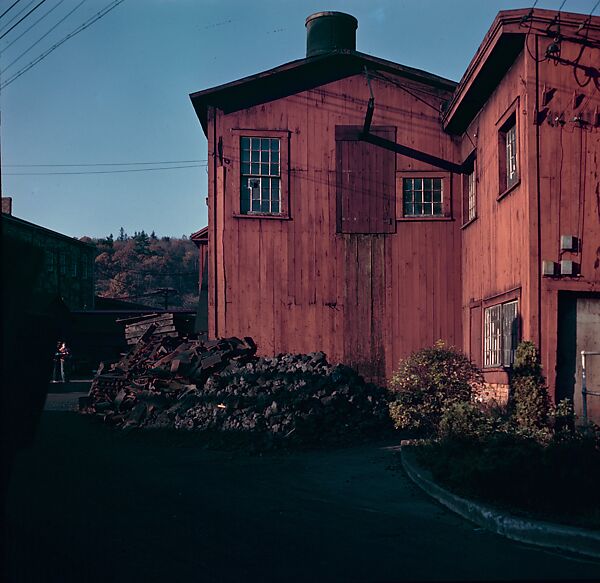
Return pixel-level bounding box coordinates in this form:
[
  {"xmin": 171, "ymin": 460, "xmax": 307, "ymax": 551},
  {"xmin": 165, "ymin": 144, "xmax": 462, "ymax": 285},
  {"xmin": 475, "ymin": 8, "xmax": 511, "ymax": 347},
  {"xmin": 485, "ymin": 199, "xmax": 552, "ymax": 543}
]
[{"xmin": 212, "ymin": 107, "xmax": 219, "ymax": 338}]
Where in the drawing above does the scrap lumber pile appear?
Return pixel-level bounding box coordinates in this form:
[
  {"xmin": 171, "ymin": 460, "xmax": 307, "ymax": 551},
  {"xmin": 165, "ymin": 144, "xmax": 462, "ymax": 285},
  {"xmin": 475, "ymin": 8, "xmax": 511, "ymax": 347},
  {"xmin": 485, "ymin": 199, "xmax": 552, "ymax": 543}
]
[
  {"xmin": 118, "ymin": 313, "xmax": 179, "ymax": 345},
  {"xmin": 83, "ymin": 330, "xmax": 390, "ymax": 445}
]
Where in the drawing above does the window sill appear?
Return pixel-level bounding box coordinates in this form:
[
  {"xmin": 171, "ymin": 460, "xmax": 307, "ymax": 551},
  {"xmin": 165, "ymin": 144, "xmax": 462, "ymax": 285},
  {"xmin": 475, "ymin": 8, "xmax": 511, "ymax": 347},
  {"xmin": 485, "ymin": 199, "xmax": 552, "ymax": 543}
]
[
  {"xmin": 497, "ymin": 179, "xmax": 520, "ymax": 201},
  {"xmin": 461, "ymin": 216, "xmax": 478, "ymax": 230},
  {"xmin": 232, "ymin": 213, "xmax": 291, "ymax": 220},
  {"xmin": 397, "ymin": 216, "xmax": 454, "ymax": 222}
]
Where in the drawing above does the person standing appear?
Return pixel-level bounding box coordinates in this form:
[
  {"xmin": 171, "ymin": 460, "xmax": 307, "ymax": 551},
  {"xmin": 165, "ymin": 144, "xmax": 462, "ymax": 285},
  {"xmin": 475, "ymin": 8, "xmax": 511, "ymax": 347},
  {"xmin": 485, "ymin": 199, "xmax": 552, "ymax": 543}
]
[{"xmin": 53, "ymin": 341, "xmax": 70, "ymax": 383}]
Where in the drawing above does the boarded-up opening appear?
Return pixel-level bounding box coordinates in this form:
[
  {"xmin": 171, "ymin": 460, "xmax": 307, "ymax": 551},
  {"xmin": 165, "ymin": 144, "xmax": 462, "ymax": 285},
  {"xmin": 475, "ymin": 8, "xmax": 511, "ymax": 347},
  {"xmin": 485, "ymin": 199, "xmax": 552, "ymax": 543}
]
[{"xmin": 336, "ymin": 126, "xmax": 396, "ymax": 234}]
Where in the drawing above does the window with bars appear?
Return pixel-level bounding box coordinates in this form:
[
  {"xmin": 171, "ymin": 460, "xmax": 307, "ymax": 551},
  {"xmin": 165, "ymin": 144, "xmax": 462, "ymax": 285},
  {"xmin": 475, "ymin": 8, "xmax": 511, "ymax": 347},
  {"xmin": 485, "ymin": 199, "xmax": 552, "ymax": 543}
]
[
  {"xmin": 240, "ymin": 137, "xmax": 280, "ymax": 214},
  {"xmin": 403, "ymin": 178, "xmax": 443, "ymax": 217},
  {"xmin": 499, "ymin": 114, "xmax": 518, "ymax": 193},
  {"xmin": 484, "ymin": 300, "xmax": 519, "ymax": 367}
]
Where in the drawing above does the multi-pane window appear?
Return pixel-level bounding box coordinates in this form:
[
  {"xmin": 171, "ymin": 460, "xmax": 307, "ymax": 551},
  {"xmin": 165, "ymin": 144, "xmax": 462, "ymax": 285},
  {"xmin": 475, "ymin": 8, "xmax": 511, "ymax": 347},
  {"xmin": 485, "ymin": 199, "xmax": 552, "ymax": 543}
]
[
  {"xmin": 484, "ymin": 300, "xmax": 519, "ymax": 367},
  {"xmin": 499, "ymin": 114, "xmax": 518, "ymax": 193},
  {"xmin": 467, "ymin": 167, "xmax": 476, "ymax": 222},
  {"xmin": 403, "ymin": 178, "xmax": 443, "ymax": 216},
  {"xmin": 240, "ymin": 137, "xmax": 280, "ymax": 214},
  {"xmin": 505, "ymin": 123, "xmax": 518, "ymax": 188}
]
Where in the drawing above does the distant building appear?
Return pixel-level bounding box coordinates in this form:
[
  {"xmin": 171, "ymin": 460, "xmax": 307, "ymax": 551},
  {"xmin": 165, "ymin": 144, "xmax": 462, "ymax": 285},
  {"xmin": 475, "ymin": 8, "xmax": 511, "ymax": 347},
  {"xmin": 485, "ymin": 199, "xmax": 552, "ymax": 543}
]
[
  {"xmin": 190, "ymin": 9, "xmax": 600, "ymax": 420},
  {"xmin": 1, "ymin": 199, "xmax": 96, "ymax": 311},
  {"xmin": 191, "ymin": 226, "xmax": 208, "ymax": 333}
]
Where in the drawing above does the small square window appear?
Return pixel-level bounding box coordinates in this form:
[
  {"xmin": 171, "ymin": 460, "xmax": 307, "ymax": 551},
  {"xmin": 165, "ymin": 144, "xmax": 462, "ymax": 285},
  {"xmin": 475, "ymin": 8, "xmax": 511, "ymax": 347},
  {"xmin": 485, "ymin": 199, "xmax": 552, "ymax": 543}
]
[{"xmin": 403, "ymin": 177, "xmax": 444, "ymax": 216}]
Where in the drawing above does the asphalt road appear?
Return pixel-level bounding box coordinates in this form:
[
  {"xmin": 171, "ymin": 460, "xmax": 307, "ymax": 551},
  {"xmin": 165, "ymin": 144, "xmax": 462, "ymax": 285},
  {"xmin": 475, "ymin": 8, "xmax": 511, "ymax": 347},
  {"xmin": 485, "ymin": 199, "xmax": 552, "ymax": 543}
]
[{"xmin": 4, "ymin": 412, "xmax": 600, "ymax": 583}]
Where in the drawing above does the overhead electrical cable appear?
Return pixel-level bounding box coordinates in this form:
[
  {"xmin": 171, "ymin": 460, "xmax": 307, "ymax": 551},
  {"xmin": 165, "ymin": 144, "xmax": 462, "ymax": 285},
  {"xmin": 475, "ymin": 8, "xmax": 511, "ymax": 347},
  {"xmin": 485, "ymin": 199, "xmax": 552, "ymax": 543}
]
[
  {"xmin": 1, "ymin": 0, "xmax": 87, "ymax": 72},
  {"xmin": 1, "ymin": 0, "xmax": 124, "ymax": 89},
  {"xmin": 1, "ymin": 0, "xmax": 66, "ymax": 52},
  {"xmin": 0, "ymin": 0, "xmax": 49, "ymax": 41},
  {"xmin": 0, "ymin": 0, "xmax": 25, "ymax": 22},
  {"xmin": 4, "ymin": 159, "xmax": 207, "ymax": 167},
  {"xmin": 5, "ymin": 164, "xmax": 206, "ymax": 175},
  {"xmin": 0, "ymin": 0, "xmax": 33, "ymax": 32}
]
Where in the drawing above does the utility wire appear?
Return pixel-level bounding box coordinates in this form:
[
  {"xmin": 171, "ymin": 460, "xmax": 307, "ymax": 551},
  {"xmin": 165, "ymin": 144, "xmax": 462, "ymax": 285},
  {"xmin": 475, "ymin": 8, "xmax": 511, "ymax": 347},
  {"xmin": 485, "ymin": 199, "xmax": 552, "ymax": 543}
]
[
  {"xmin": 0, "ymin": 0, "xmax": 33, "ymax": 32},
  {"xmin": 5, "ymin": 164, "xmax": 206, "ymax": 175},
  {"xmin": 0, "ymin": 0, "xmax": 49, "ymax": 41},
  {"xmin": 1, "ymin": 0, "xmax": 124, "ymax": 89},
  {"xmin": 0, "ymin": 0, "xmax": 24, "ymax": 21},
  {"xmin": 4, "ymin": 159, "xmax": 207, "ymax": 167},
  {"xmin": 1, "ymin": 0, "xmax": 87, "ymax": 72},
  {"xmin": 1, "ymin": 0, "xmax": 66, "ymax": 52}
]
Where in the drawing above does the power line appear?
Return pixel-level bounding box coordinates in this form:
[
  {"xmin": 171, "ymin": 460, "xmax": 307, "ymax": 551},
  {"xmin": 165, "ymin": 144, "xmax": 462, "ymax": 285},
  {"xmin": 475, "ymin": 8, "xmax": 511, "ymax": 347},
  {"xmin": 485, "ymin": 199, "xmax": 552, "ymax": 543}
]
[
  {"xmin": 1, "ymin": 0, "xmax": 88, "ymax": 73},
  {"xmin": 0, "ymin": 0, "xmax": 49, "ymax": 41},
  {"xmin": 4, "ymin": 163, "xmax": 206, "ymax": 175},
  {"xmin": 0, "ymin": 0, "xmax": 33, "ymax": 32},
  {"xmin": 4, "ymin": 158, "xmax": 207, "ymax": 167},
  {"xmin": 0, "ymin": 0, "xmax": 25, "ymax": 22},
  {"xmin": 1, "ymin": 0, "xmax": 124, "ymax": 90},
  {"xmin": 1, "ymin": 0, "xmax": 66, "ymax": 52}
]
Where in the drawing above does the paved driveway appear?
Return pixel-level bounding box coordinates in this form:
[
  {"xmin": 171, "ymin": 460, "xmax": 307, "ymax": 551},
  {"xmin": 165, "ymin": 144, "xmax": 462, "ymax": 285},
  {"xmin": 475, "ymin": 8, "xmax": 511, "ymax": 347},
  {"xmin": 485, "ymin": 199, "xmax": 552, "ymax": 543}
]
[{"xmin": 4, "ymin": 413, "xmax": 599, "ymax": 582}]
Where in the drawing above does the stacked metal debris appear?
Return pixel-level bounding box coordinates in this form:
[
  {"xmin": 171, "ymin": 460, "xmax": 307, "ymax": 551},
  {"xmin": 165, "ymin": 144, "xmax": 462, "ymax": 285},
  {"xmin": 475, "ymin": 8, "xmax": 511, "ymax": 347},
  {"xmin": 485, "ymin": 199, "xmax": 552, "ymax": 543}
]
[{"xmin": 83, "ymin": 331, "xmax": 390, "ymax": 445}]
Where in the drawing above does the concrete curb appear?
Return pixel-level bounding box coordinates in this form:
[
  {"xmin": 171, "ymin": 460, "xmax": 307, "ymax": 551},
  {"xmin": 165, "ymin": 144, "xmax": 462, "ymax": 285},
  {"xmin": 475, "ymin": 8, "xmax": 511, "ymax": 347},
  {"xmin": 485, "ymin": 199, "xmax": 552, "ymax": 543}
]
[{"xmin": 400, "ymin": 445, "xmax": 600, "ymax": 560}]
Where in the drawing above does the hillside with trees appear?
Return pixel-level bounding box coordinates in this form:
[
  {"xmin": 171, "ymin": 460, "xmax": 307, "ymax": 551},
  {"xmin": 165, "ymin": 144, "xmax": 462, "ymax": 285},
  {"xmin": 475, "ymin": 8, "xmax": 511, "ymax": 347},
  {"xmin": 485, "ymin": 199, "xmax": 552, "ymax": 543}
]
[{"xmin": 82, "ymin": 229, "xmax": 199, "ymax": 310}]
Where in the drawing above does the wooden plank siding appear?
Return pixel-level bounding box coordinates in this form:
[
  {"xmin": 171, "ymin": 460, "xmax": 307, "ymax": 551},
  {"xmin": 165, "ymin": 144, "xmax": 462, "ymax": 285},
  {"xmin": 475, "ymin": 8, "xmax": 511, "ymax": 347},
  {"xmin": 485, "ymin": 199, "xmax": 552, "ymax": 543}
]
[
  {"xmin": 457, "ymin": 13, "xmax": 600, "ymax": 400},
  {"xmin": 208, "ymin": 73, "xmax": 461, "ymax": 383}
]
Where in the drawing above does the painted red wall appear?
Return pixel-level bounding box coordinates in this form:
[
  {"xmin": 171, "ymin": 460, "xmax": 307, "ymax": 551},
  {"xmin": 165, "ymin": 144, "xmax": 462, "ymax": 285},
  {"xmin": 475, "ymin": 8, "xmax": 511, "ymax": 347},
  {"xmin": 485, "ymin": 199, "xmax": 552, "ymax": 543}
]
[{"xmin": 207, "ymin": 73, "xmax": 461, "ymax": 383}]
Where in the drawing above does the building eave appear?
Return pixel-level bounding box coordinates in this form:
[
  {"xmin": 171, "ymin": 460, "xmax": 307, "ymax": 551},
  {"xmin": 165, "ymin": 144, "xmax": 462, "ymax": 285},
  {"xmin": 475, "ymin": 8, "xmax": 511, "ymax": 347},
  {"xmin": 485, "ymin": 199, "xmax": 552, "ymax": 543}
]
[
  {"xmin": 443, "ymin": 8, "xmax": 600, "ymax": 135},
  {"xmin": 190, "ymin": 50, "xmax": 457, "ymax": 136}
]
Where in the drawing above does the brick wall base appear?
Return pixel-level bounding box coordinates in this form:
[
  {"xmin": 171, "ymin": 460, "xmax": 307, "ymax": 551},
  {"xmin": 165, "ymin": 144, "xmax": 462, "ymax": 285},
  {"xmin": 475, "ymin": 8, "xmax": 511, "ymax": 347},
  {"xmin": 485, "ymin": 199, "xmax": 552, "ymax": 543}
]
[{"xmin": 475, "ymin": 383, "xmax": 510, "ymax": 406}]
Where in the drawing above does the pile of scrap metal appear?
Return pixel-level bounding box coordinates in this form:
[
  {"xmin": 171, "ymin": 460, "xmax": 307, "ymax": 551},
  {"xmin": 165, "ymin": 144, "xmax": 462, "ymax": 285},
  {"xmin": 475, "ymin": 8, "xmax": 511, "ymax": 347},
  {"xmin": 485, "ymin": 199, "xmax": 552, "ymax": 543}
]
[{"xmin": 81, "ymin": 328, "xmax": 390, "ymax": 446}]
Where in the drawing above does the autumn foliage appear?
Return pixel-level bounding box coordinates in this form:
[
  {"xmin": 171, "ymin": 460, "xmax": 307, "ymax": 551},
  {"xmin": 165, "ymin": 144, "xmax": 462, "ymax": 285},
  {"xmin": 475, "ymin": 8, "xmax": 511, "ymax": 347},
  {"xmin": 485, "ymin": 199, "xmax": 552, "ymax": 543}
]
[{"xmin": 84, "ymin": 229, "xmax": 199, "ymax": 309}]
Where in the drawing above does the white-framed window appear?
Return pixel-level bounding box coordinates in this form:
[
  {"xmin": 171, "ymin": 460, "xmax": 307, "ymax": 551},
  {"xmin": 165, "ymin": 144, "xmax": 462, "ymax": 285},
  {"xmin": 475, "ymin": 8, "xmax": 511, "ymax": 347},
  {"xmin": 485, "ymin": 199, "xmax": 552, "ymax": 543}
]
[
  {"xmin": 240, "ymin": 137, "xmax": 280, "ymax": 214},
  {"xmin": 484, "ymin": 300, "xmax": 519, "ymax": 368},
  {"xmin": 467, "ymin": 166, "xmax": 476, "ymax": 222},
  {"xmin": 499, "ymin": 112, "xmax": 519, "ymax": 194},
  {"xmin": 402, "ymin": 177, "xmax": 443, "ymax": 216}
]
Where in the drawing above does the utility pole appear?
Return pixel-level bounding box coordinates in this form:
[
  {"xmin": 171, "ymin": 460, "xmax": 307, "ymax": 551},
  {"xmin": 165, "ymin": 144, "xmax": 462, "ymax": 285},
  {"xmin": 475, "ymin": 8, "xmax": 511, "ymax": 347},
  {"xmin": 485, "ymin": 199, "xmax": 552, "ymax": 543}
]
[{"xmin": 154, "ymin": 287, "xmax": 178, "ymax": 311}]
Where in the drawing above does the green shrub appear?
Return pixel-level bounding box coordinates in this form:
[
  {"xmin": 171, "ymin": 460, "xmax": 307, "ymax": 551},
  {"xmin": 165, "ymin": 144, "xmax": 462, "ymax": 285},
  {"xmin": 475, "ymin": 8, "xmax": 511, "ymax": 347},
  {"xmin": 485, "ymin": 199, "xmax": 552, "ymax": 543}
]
[
  {"xmin": 438, "ymin": 401, "xmax": 495, "ymax": 442},
  {"xmin": 510, "ymin": 341, "xmax": 551, "ymax": 432},
  {"xmin": 388, "ymin": 341, "xmax": 483, "ymax": 435}
]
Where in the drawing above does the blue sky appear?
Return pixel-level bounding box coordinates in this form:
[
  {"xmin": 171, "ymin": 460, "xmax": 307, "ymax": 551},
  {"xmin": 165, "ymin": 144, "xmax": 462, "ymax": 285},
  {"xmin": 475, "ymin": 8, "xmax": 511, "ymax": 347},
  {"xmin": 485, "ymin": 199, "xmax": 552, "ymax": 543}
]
[{"xmin": 1, "ymin": 0, "xmax": 597, "ymax": 238}]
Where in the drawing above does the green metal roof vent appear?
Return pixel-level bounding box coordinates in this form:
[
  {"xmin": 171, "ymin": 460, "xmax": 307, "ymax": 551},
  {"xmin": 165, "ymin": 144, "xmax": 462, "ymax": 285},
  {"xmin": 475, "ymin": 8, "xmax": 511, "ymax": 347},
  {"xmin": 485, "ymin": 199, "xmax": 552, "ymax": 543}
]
[{"xmin": 305, "ymin": 11, "xmax": 358, "ymax": 58}]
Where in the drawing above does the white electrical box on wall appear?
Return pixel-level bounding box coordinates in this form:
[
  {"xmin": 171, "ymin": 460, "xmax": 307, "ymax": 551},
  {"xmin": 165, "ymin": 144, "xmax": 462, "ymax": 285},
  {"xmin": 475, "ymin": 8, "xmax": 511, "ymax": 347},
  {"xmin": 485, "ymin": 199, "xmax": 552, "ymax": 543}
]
[
  {"xmin": 542, "ymin": 260, "xmax": 556, "ymax": 276},
  {"xmin": 560, "ymin": 260, "xmax": 577, "ymax": 276},
  {"xmin": 560, "ymin": 235, "xmax": 577, "ymax": 252}
]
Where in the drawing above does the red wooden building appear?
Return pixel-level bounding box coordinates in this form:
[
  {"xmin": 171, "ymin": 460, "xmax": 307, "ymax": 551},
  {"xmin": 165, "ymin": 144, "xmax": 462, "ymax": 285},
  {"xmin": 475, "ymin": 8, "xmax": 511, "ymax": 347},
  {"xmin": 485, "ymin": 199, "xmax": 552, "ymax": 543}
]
[{"xmin": 190, "ymin": 9, "xmax": 600, "ymax": 419}]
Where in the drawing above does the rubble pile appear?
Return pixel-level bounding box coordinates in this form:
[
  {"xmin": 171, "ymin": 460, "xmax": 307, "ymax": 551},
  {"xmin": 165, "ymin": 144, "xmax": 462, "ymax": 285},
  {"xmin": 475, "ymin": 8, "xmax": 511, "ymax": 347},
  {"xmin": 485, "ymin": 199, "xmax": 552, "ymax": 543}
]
[{"xmin": 83, "ymin": 331, "xmax": 390, "ymax": 446}]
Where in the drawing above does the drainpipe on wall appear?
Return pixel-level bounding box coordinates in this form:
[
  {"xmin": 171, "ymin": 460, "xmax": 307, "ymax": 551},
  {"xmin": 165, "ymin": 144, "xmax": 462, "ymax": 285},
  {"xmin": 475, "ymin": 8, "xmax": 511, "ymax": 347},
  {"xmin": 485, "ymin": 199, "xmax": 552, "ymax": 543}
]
[
  {"xmin": 212, "ymin": 106, "xmax": 219, "ymax": 338},
  {"xmin": 535, "ymin": 34, "xmax": 542, "ymax": 348}
]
